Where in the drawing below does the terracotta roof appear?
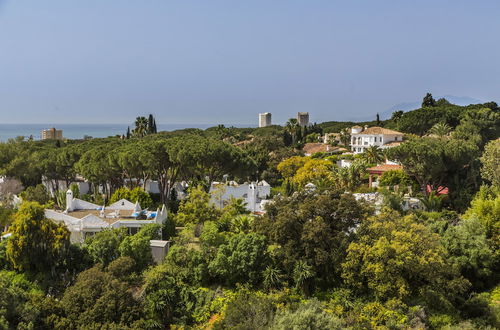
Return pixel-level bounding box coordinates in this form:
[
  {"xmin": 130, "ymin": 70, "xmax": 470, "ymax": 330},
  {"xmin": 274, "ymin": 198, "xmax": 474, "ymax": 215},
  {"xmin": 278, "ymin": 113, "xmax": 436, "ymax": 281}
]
[
  {"xmin": 366, "ymin": 164, "xmax": 402, "ymax": 173},
  {"xmin": 356, "ymin": 127, "xmax": 404, "ymax": 135},
  {"xmin": 302, "ymin": 143, "xmax": 346, "ymax": 155}
]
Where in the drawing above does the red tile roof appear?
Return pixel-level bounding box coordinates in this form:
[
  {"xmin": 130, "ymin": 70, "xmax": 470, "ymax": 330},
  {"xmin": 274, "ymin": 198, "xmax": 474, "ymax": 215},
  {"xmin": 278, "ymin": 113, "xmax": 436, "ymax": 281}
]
[{"xmin": 366, "ymin": 164, "xmax": 402, "ymax": 174}]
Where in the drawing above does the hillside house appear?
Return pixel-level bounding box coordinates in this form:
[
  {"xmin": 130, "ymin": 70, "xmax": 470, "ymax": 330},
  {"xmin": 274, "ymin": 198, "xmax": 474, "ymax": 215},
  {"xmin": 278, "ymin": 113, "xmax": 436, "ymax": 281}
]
[
  {"xmin": 350, "ymin": 126, "xmax": 404, "ymax": 153},
  {"xmin": 45, "ymin": 189, "xmax": 167, "ymax": 243},
  {"xmin": 210, "ymin": 181, "xmax": 271, "ymax": 213}
]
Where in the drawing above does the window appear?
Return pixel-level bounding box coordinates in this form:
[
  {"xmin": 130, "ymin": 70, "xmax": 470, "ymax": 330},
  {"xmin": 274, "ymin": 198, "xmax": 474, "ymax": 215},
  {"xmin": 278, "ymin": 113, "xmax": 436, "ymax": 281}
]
[{"xmin": 395, "ymin": 136, "xmax": 398, "ymax": 141}]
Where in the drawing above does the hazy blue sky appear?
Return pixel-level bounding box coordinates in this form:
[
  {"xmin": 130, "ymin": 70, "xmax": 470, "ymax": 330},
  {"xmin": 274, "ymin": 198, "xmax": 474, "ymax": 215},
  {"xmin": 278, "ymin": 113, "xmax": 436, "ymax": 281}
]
[{"xmin": 1, "ymin": 1, "xmax": 499, "ymax": 126}]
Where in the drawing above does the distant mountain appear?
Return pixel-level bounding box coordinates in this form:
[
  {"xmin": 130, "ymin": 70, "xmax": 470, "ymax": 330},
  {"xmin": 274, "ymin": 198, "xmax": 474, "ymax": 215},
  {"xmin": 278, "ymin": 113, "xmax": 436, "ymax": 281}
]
[{"xmin": 379, "ymin": 95, "xmax": 484, "ymax": 120}]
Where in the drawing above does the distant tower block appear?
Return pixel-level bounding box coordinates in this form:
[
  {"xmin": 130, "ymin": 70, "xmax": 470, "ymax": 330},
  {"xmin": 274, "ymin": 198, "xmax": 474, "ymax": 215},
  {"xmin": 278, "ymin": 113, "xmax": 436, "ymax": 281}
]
[
  {"xmin": 297, "ymin": 112, "xmax": 309, "ymax": 127},
  {"xmin": 259, "ymin": 112, "xmax": 272, "ymax": 127}
]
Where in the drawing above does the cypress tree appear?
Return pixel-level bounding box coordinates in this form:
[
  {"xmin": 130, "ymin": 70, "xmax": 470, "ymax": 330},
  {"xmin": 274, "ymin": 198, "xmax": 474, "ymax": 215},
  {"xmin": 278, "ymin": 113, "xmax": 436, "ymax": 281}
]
[
  {"xmin": 147, "ymin": 114, "xmax": 154, "ymax": 134},
  {"xmin": 126, "ymin": 126, "xmax": 131, "ymax": 139}
]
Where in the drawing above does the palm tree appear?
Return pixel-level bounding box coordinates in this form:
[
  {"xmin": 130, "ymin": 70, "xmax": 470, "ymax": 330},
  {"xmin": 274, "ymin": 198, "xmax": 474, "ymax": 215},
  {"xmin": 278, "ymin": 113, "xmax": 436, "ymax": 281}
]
[
  {"xmin": 263, "ymin": 266, "xmax": 284, "ymax": 290},
  {"xmin": 133, "ymin": 116, "xmax": 149, "ymax": 138},
  {"xmin": 428, "ymin": 122, "xmax": 451, "ymax": 137},
  {"xmin": 418, "ymin": 191, "xmax": 443, "ymax": 211},
  {"xmin": 293, "ymin": 260, "xmax": 314, "ymax": 295},
  {"xmin": 339, "ymin": 128, "xmax": 351, "ymax": 147},
  {"xmin": 285, "ymin": 118, "xmax": 300, "ymax": 145},
  {"xmin": 363, "ymin": 146, "xmax": 385, "ymax": 165}
]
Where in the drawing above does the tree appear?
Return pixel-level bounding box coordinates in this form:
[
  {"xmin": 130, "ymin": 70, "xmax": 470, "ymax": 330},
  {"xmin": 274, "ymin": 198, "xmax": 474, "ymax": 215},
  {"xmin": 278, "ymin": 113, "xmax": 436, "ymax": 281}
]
[
  {"xmin": 217, "ymin": 288, "xmax": 275, "ymax": 329},
  {"xmin": 109, "ymin": 187, "xmax": 153, "ymax": 209},
  {"xmin": 441, "ymin": 218, "xmax": 496, "ymax": 291},
  {"xmin": 277, "ymin": 156, "xmax": 308, "ymax": 179},
  {"xmin": 376, "ymin": 113, "xmax": 380, "ymax": 125},
  {"xmin": 285, "ymin": 118, "xmax": 301, "ymax": 145},
  {"xmin": 379, "ymin": 170, "xmax": 412, "ymax": 187},
  {"xmin": 422, "ymin": 92, "xmax": 436, "ymax": 107},
  {"xmin": 463, "ymin": 186, "xmax": 499, "ymax": 248},
  {"xmin": 0, "ymin": 271, "xmax": 44, "ymax": 329},
  {"xmin": 119, "ymin": 224, "xmax": 160, "ymax": 271},
  {"xmin": 255, "ymin": 190, "xmax": 368, "ymax": 289},
  {"xmin": 342, "ymin": 209, "xmax": 468, "ymax": 303},
  {"xmin": 176, "ymin": 186, "xmax": 220, "ymax": 225},
  {"xmin": 387, "ymin": 136, "xmax": 479, "ymax": 197},
  {"xmin": 6, "ymin": 202, "xmax": 71, "ymax": 278},
  {"xmin": 60, "ymin": 266, "xmax": 142, "ymax": 327},
  {"xmin": 480, "ymin": 139, "xmax": 500, "ymax": 187},
  {"xmin": 132, "ymin": 116, "xmax": 149, "ymax": 138},
  {"xmin": 84, "ymin": 228, "xmax": 127, "ymax": 266},
  {"xmin": 362, "ymin": 146, "xmax": 384, "ymax": 164},
  {"xmin": 292, "ymin": 158, "xmax": 334, "ymax": 188},
  {"xmin": 332, "ymin": 159, "xmax": 367, "ymax": 190},
  {"xmin": 19, "ymin": 184, "xmax": 50, "ymax": 205},
  {"xmin": 208, "ymin": 233, "xmax": 269, "ymax": 286},
  {"xmin": 391, "ymin": 110, "xmax": 404, "ymax": 122},
  {"xmin": 428, "ymin": 122, "xmax": 451, "ymax": 137},
  {"xmin": 339, "ymin": 128, "xmax": 351, "ymax": 147},
  {"xmin": 271, "ymin": 299, "xmax": 344, "ymax": 330}
]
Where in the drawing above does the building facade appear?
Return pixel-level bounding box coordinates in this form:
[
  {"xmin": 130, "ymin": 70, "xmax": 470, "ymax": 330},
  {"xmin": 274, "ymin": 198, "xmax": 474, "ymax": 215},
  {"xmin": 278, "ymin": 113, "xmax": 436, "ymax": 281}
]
[
  {"xmin": 210, "ymin": 181, "xmax": 271, "ymax": 213},
  {"xmin": 350, "ymin": 126, "xmax": 404, "ymax": 153},
  {"xmin": 258, "ymin": 112, "xmax": 272, "ymax": 127},
  {"xmin": 41, "ymin": 128, "xmax": 63, "ymax": 140},
  {"xmin": 45, "ymin": 189, "xmax": 167, "ymax": 243},
  {"xmin": 297, "ymin": 112, "xmax": 309, "ymax": 127}
]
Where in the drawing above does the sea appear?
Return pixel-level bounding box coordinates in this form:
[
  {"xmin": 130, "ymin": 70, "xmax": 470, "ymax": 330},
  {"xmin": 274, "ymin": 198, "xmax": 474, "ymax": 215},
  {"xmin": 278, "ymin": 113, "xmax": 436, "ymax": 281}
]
[{"xmin": 0, "ymin": 123, "xmax": 252, "ymax": 142}]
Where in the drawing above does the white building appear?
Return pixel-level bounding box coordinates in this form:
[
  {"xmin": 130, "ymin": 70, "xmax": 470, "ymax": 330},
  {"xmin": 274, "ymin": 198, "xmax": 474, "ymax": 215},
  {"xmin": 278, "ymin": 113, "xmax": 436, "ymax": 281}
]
[
  {"xmin": 45, "ymin": 189, "xmax": 167, "ymax": 243},
  {"xmin": 259, "ymin": 113, "xmax": 272, "ymax": 128},
  {"xmin": 350, "ymin": 126, "xmax": 404, "ymax": 154},
  {"xmin": 210, "ymin": 181, "xmax": 271, "ymax": 213},
  {"xmin": 297, "ymin": 112, "xmax": 309, "ymax": 127}
]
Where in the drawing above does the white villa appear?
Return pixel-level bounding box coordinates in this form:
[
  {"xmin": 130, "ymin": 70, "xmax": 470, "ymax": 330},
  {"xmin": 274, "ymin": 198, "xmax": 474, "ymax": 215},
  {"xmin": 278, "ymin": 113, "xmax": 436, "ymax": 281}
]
[
  {"xmin": 350, "ymin": 126, "xmax": 404, "ymax": 153},
  {"xmin": 45, "ymin": 189, "xmax": 167, "ymax": 243},
  {"xmin": 210, "ymin": 181, "xmax": 271, "ymax": 213}
]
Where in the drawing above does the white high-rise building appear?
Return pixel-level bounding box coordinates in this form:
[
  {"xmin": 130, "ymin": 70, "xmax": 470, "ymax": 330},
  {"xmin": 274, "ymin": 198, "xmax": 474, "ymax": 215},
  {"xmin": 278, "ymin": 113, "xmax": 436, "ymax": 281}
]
[{"xmin": 259, "ymin": 112, "xmax": 272, "ymax": 127}]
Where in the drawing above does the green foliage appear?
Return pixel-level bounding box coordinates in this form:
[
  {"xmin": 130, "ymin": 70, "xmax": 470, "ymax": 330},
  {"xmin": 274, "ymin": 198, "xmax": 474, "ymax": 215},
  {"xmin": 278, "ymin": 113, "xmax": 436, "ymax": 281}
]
[
  {"xmin": 6, "ymin": 202, "xmax": 71, "ymax": 279},
  {"xmin": 209, "ymin": 233, "xmax": 269, "ymax": 286},
  {"xmin": 442, "ymin": 218, "xmax": 496, "ymax": 291},
  {"xmin": 271, "ymin": 299, "xmax": 344, "ymax": 330},
  {"xmin": 481, "ymin": 139, "xmax": 500, "ymax": 187},
  {"xmin": 255, "ymin": 190, "xmax": 368, "ymax": 290},
  {"xmin": 216, "ymin": 289, "xmax": 275, "ymax": 329},
  {"xmin": 119, "ymin": 224, "xmax": 160, "ymax": 271},
  {"xmin": 0, "ymin": 271, "xmax": 43, "ymax": 329},
  {"xmin": 342, "ymin": 209, "xmax": 469, "ymax": 304},
  {"xmin": 59, "ymin": 265, "xmax": 143, "ymax": 327},
  {"xmin": 109, "ymin": 187, "xmax": 153, "ymax": 209},
  {"xmin": 177, "ymin": 186, "xmax": 220, "ymax": 225},
  {"xmin": 19, "ymin": 184, "xmax": 50, "ymax": 205},
  {"xmin": 464, "ymin": 186, "xmax": 500, "ymax": 242},
  {"xmin": 379, "ymin": 169, "xmax": 412, "ymax": 187},
  {"xmin": 84, "ymin": 228, "xmax": 127, "ymax": 266}
]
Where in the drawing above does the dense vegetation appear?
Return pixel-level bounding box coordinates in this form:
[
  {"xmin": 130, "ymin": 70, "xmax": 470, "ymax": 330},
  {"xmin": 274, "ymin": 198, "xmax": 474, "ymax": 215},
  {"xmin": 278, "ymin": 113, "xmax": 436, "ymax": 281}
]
[{"xmin": 0, "ymin": 96, "xmax": 498, "ymax": 329}]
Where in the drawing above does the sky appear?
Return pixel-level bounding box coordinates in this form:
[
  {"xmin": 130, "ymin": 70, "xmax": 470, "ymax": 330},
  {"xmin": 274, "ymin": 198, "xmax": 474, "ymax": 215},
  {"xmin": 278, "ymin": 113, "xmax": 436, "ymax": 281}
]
[{"xmin": 1, "ymin": 1, "xmax": 499, "ymax": 126}]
